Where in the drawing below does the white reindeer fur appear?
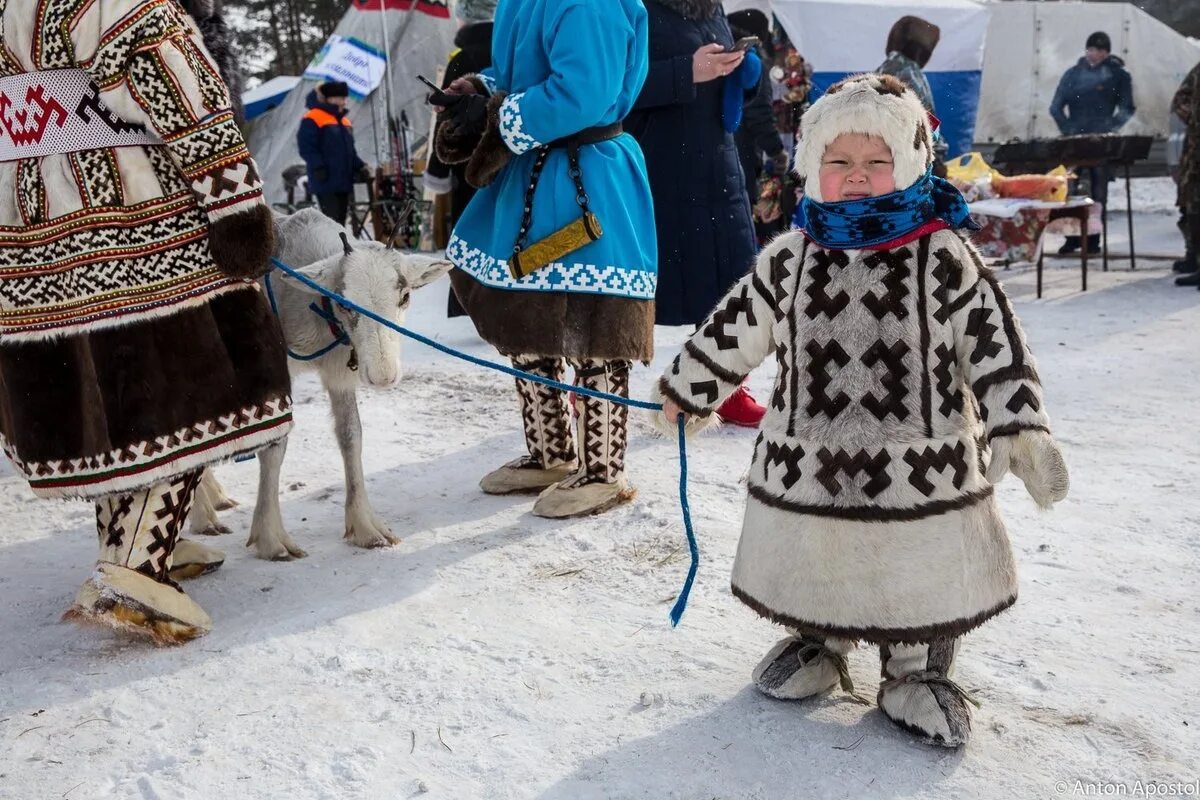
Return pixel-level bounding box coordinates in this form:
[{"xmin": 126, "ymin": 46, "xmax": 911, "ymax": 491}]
[{"xmin": 192, "ymin": 209, "xmax": 451, "ymax": 559}]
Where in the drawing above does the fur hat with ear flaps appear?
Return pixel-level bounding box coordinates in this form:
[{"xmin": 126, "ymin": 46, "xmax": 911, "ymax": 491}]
[{"xmin": 793, "ymin": 73, "xmax": 935, "ymax": 202}]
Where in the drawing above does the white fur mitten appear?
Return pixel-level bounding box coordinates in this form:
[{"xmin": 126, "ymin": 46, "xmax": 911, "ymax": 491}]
[
  {"xmin": 986, "ymin": 430, "xmax": 1069, "ymax": 509},
  {"xmin": 647, "ymin": 381, "xmax": 721, "ymax": 439}
]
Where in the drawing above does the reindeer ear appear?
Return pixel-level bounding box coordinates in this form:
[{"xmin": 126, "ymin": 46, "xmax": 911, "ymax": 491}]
[
  {"xmin": 401, "ymin": 255, "xmax": 452, "ymax": 289},
  {"xmin": 289, "ymin": 254, "xmax": 343, "ymax": 297}
]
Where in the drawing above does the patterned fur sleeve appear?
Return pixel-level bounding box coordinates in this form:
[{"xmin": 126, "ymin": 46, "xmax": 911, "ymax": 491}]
[
  {"xmin": 942, "ymin": 232, "xmax": 1052, "ymax": 442},
  {"xmin": 84, "ymin": 0, "xmax": 265, "ymax": 226},
  {"xmin": 658, "ymin": 238, "xmax": 789, "ymax": 417}
]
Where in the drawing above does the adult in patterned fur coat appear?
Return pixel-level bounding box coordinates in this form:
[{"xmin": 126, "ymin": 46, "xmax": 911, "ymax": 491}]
[
  {"xmin": 0, "ymin": 0, "xmax": 292, "ymax": 643},
  {"xmin": 435, "ymin": 0, "xmax": 657, "ymax": 518},
  {"xmin": 654, "ymin": 73, "xmax": 1069, "ymax": 747}
]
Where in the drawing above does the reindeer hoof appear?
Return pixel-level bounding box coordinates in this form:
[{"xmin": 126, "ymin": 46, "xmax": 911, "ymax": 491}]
[
  {"xmin": 344, "ymin": 526, "xmax": 401, "ymax": 549},
  {"xmin": 214, "ymin": 498, "xmax": 240, "ymax": 512},
  {"xmin": 194, "ymin": 522, "xmax": 233, "ymax": 536}
]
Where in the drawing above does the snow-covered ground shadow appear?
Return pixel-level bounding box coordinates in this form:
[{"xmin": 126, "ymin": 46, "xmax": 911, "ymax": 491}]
[{"xmin": 536, "ymin": 685, "xmax": 972, "ymax": 800}]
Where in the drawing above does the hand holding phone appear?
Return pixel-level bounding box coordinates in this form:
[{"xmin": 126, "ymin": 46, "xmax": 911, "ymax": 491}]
[
  {"xmin": 728, "ymin": 36, "xmax": 760, "ymax": 53},
  {"xmin": 417, "ymin": 74, "xmax": 456, "ymax": 108}
]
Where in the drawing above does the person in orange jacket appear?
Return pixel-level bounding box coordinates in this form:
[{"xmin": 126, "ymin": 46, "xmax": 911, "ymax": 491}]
[{"xmin": 298, "ymin": 81, "xmax": 369, "ymax": 224}]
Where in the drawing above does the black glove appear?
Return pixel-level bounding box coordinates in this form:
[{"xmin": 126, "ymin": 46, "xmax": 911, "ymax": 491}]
[
  {"xmin": 443, "ymin": 93, "xmax": 489, "ymax": 142},
  {"xmin": 314, "ymin": 167, "xmax": 329, "ymax": 183}
]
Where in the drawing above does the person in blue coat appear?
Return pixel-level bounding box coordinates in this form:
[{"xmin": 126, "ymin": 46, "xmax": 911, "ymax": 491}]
[
  {"xmin": 624, "ymin": 0, "xmax": 765, "ymax": 427},
  {"xmin": 1049, "ymin": 31, "xmax": 1136, "ymax": 254},
  {"xmin": 434, "ymin": 0, "xmax": 657, "ymax": 519},
  {"xmin": 297, "ymin": 81, "xmax": 368, "ymax": 224}
]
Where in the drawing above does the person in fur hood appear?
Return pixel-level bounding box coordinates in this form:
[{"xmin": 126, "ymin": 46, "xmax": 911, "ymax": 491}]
[
  {"xmin": 653, "ymin": 73, "xmax": 1069, "ymax": 747},
  {"xmin": 433, "ymin": 0, "xmax": 657, "ymax": 518},
  {"xmin": 0, "ymin": 0, "xmax": 292, "ymax": 643}
]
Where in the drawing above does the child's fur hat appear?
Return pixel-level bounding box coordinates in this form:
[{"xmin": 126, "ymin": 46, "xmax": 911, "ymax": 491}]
[{"xmin": 794, "ymin": 73, "xmax": 935, "ymax": 202}]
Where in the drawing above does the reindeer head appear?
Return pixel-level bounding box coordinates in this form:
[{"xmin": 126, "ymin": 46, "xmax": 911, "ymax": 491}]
[{"xmin": 292, "ymin": 233, "xmax": 451, "ymax": 388}]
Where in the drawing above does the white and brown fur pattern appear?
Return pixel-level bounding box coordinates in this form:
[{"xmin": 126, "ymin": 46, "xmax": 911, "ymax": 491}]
[
  {"xmin": 794, "ymin": 73, "xmax": 935, "ymax": 203},
  {"xmin": 193, "ymin": 209, "xmax": 450, "ymax": 559},
  {"xmin": 658, "ymin": 228, "xmax": 1066, "ymax": 643}
]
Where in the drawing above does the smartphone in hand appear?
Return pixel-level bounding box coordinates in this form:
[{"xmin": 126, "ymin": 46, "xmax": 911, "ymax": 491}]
[
  {"xmin": 416, "ymin": 74, "xmax": 454, "ymax": 106},
  {"xmin": 728, "ymin": 36, "xmax": 760, "ymax": 53}
]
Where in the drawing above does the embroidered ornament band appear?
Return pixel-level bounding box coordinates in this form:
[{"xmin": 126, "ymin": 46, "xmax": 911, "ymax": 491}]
[
  {"xmin": 0, "ymin": 69, "xmax": 161, "ymax": 162},
  {"xmin": 795, "ymin": 168, "xmax": 980, "ymax": 250}
]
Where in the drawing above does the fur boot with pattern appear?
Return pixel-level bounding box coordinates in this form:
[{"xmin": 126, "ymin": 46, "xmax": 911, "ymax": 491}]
[
  {"xmin": 480, "ymin": 356, "xmax": 579, "ymax": 494},
  {"xmin": 753, "ymin": 631, "xmax": 858, "ymax": 700},
  {"xmin": 877, "ymin": 637, "xmax": 975, "ymax": 747},
  {"xmin": 66, "ymin": 472, "xmax": 212, "ymax": 644},
  {"xmin": 533, "ymin": 360, "xmax": 636, "ymax": 518}
]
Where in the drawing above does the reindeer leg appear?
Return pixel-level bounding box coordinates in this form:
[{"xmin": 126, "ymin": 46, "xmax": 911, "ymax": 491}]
[
  {"xmin": 331, "ymin": 386, "xmax": 399, "ymax": 548},
  {"xmin": 206, "ymin": 470, "xmax": 239, "ymax": 511},
  {"xmin": 189, "ymin": 469, "xmax": 232, "ymax": 536},
  {"xmin": 247, "ymin": 438, "xmax": 308, "ymax": 560}
]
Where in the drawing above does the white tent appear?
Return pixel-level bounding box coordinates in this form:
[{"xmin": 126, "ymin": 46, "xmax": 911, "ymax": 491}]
[
  {"xmin": 975, "ymin": 1, "xmax": 1200, "ymax": 143},
  {"xmin": 724, "ymin": 0, "xmax": 1200, "ymax": 148},
  {"xmin": 727, "ymin": 0, "xmax": 989, "ymax": 156},
  {"xmin": 246, "ymin": 4, "xmax": 457, "ymax": 205}
]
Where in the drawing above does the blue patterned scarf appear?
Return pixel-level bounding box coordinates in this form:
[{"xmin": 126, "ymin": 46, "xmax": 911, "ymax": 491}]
[{"xmin": 794, "ymin": 169, "xmax": 979, "ymax": 249}]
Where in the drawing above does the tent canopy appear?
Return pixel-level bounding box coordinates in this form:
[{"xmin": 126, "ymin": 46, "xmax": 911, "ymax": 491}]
[
  {"xmin": 246, "ymin": 4, "xmax": 456, "ymax": 204},
  {"xmin": 729, "ymin": 0, "xmax": 989, "ymax": 157},
  {"xmin": 976, "ymin": 1, "xmax": 1200, "ymax": 143},
  {"xmin": 242, "ymin": 76, "xmax": 300, "ymax": 122}
]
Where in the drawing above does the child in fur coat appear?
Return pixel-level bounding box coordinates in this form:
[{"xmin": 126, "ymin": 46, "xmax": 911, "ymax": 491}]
[{"xmin": 654, "ymin": 73, "xmax": 1069, "ymax": 747}]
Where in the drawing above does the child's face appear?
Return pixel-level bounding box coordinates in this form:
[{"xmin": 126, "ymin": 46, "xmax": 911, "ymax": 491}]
[{"xmin": 818, "ymin": 133, "xmax": 896, "ymax": 202}]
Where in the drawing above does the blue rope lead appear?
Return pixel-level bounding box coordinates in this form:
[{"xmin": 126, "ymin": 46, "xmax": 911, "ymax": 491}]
[
  {"xmin": 671, "ymin": 414, "xmax": 698, "ymax": 627},
  {"xmin": 267, "ymin": 257, "xmax": 699, "ymax": 625}
]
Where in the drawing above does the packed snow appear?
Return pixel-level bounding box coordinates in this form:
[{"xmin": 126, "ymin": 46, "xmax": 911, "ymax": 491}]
[{"xmin": 1, "ymin": 202, "xmax": 1196, "ymax": 799}]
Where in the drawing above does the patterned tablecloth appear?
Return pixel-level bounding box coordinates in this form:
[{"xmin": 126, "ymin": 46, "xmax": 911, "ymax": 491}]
[{"xmin": 969, "ymin": 199, "xmax": 1102, "ymax": 263}]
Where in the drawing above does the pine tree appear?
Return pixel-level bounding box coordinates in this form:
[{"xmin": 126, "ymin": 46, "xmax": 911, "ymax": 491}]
[{"xmin": 223, "ymin": 0, "xmax": 346, "ymax": 83}]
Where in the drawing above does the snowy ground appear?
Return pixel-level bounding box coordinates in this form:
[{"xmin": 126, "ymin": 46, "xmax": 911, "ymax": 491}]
[{"xmin": 1, "ymin": 213, "xmax": 1197, "ymax": 799}]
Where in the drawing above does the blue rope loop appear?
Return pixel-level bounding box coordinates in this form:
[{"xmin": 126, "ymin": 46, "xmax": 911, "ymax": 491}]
[
  {"xmin": 264, "ymin": 271, "xmax": 352, "ymax": 362},
  {"xmin": 266, "ymin": 257, "xmax": 699, "ymax": 625}
]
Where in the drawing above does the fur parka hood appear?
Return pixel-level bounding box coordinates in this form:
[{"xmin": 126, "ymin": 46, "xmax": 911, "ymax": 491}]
[{"xmin": 794, "ymin": 73, "xmax": 935, "ymax": 202}]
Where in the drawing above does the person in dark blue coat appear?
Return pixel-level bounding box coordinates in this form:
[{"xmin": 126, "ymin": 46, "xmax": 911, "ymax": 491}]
[
  {"xmin": 1049, "ymin": 31, "xmax": 1136, "ymax": 254},
  {"xmin": 297, "ymin": 81, "xmax": 368, "ymax": 224},
  {"xmin": 626, "ymin": 0, "xmax": 765, "ymax": 426}
]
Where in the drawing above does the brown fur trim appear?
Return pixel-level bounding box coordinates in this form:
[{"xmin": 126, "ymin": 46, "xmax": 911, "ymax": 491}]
[
  {"xmin": 747, "ymin": 482, "xmax": 994, "ymax": 523},
  {"xmin": 433, "ymin": 75, "xmax": 492, "ymax": 164},
  {"xmin": 434, "ymin": 119, "xmax": 477, "ymax": 166},
  {"xmin": 731, "ymin": 582, "xmax": 1017, "ymax": 645},
  {"xmin": 208, "ymin": 205, "xmax": 274, "ymax": 278},
  {"xmin": 465, "ymin": 92, "xmax": 512, "ymax": 189},
  {"xmin": 449, "ymin": 270, "xmax": 654, "ymax": 362},
  {"xmin": 0, "ymin": 287, "xmax": 291, "ymax": 496}
]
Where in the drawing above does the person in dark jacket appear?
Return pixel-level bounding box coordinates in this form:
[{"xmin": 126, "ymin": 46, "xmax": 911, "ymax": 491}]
[
  {"xmin": 626, "ymin": 0, "xmax": 765, "ymax": 427},
  {"xmin": 1049, "ymin": 31, "xmax": 1136, "ymax": 254},
  {"xmin": 424, "ymin": 0, "xmax": 495, "ymax": 317},
  {"xmin": 876, "ymin": 16, "xmax": 948, "ymax": 168},
  {"xmin": 1171, "ymin": 61, "xmax": 1200, "ymax": 286},
  {"xmin": 728, "ymin": 9, "xmax": 788, "ymax": 243},
  {"xmin": 297, "ymin": 81, "xmax": 368, "ymax": 225}
]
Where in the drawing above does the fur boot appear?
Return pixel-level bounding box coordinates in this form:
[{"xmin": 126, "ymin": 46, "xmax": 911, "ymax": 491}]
[
  {"xmin": 65, "ymin": 472, "xmax": 212, "ymax": 644},
  {"xmin": 753, "ymin": 630, "xmax": 859, "ymax": 700},
  {"xmin": 877, "ymin": 637, "xmax": 975, "ymax": 747},
  {"xmin": 532, "ymin": 360, "xmax": 635, "ymax": 518},
  {"xmin": 481, "ymin": 356, "xmax": 579, "ymax": 494},
  {"xmin": 168, "ymin": 539, "xmax": 226, "ymax": 581}
]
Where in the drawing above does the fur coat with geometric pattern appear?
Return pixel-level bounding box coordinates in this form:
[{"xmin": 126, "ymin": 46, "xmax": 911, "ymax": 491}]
[
  {"xmin": 0, "ymin": 0, "xmax": 291, "ymax": 500},
  {"xmin": 658, "ymin": 227, "xmax": 1060, "ymax": 644}
]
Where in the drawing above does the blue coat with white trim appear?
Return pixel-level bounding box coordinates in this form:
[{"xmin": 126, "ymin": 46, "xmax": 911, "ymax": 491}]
[{"xmin": 447, "ymin": 0, "xmax": 658, "ymax": 307}]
